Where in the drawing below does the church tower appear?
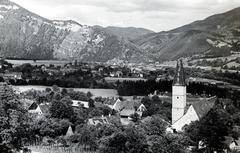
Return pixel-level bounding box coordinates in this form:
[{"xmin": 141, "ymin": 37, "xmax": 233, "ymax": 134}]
[{"xmin": 172, "ymin": 59, "xmax": 186, "ymax": 124}]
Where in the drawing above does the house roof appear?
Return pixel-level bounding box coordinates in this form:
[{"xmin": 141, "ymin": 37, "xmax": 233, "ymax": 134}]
[
  {"xmin": 104, "ymin": 98, "xmax": 118, "ymax": 105},
  {"xmin": 120, "ymin": 109, "xmax": 143, "ymax": 117},
  {"xmin": 72, "ymin": 100, "xmax": 89, "ymax": 108},
  {"xmin": 88, "ymin": 117, "xmax": 109, "ymax": 125},
  {"xmin": 65, "ymin": 126, "xmax": 74, "ymax": 137},
  {"xmin": 21, "ymin": 98, "xmax": 35, "ymax": 110},
  {"xmin": 120, "ymin": 109, "xmax": 135, "ymax": 116},
  {"xmin": 28, "ymin": 102, "xmax": 38, "ymax": 110},
  {"xmin": 191, "ymin": 97, "xmax": 216, "ymax": 119},
  {"xmin": 173, "ymin": 59, "xmax": 186, "ymax": 86},
  {"xmin": 113, "ymin": 100, "xmax": 142, "ymax": 111},
  {"xmin": 39, "ymin": 104, "xmax": 50, "ymax": 114}
]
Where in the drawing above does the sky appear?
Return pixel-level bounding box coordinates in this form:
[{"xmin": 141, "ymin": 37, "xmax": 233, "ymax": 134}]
[{"xmin": 11, "ymin": 0, "xmax": 240, "ymax": 32}]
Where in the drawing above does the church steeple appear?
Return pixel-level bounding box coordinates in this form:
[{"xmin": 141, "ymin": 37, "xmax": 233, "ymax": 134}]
[
  {"xmin": 172, "ymin": 59, "xmax": 187, "ymax": 124},
  {"xmin": 173, "ymin": 59, "xmax": 186, "ymax": 86}
]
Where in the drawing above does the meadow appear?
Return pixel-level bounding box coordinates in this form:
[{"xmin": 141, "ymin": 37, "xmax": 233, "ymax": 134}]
[
  {"xmin": 6, "ymin": 59, "xmax": 71, "ymax": 67},
  {"xmin": 12, "ymin": 85, "xmax": 118, "ymax": 98}
]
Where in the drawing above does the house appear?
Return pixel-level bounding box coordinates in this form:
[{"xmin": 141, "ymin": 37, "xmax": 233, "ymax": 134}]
[
  {"xmin": 112, "ymin": 99, "xmax": 146, "ymax": 125},
  {"xmin": 1, "ymin": 72, "xmax": 22, "ymax": 80},
  {"xmin": 223, "ymin": 136, "xmax": 240, "ymax": 152},
  {"xmin": 88, "ymin": 116, "xmax": 109, "ymax": 126},
  {"xmin": 28, "ymin": 102, "xmax": 43, "ymax": 115},
  {"xmin": 28, "ymin": 102, "xmax": 50, "ymax": 117},
  {"xmin": 229, "ymin": 139, "xmax": 240, "ymax": 151},
  {"xmin": 171, "ymin": 60, "xmax": 216, "ymax": 131},
  {"xmin": 137, "ymin": 104, "xmax": 147, "ymax": 112},
  {"xmin": 72, "ymin": 100, "xmax": 89, "ymax": 108}
]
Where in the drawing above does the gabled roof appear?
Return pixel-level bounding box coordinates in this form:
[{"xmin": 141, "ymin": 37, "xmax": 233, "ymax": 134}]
[
  {"xmin": 192, "ymin": 97, "xmax": 216, "ymax": 119},
  {"xmin": 28, "ymin": 102, "xmax": 38, "ymax": 110},
  {"xmin": 88, "ymin": 117, "xmax": 109, "ymax": 125},
  {"xmin": 113, "ymin": 100, "xmax": 142, "ymax": 111},
  {"xmin": 21, "ymin": 98, "xmax": 35, "ymax": 110},
  {"xmin": 120, "ymin": 109, "xmax": 143, "ymax": 117},
  {"xmin": 65, "ymin": 126, "xmax": 74, "ymax": 137},
  {"xmin": 173, "ymin": 59, "xmax": 186, "ymax": 86}
]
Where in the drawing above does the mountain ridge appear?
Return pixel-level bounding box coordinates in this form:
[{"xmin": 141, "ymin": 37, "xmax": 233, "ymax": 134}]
[
  {"xmin": 0, "ymin": 0, "xmax": 240, "ymax": 63},
  {"xmin": 0, "ymin": 0, "xmax": 152, "ymax": 62}
]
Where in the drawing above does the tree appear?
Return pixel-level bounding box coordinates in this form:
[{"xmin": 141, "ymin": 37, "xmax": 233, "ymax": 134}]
[
  {"xmin": 52, "ymin": 85, "xmax": 60, "ymax": 93},
  {"xmin": 99, "ymin": 126, "xmax": 149, "ymax": 153},
  {"xmin": 75, "ymin": 124, "xmax": 98, "ymax": 149},
  {"xmin": 89, "ymin": 99, "xmax": 95, "ymax": 108},
  {"xmin": 87, "ymin": 91, "xmax": 93, "ymax": 98},
  {"xmin": 130, "ymin": 113, "xmax": 140, "ymax": 123},
  {"xmin": 49, "ymin": 97, "xmax": 74, "ymax": 120},
  {"xmin": 185, "ymin": 107, "xmax": 232, "ymax": 153},
  {"xmin": 38, "ymin": 118, "xmax": 71, "ymax": 138},
  {"xmin": 76, "ymin": 106, "xmax": 89, "ymax": 125},
  {"xmin": 149, "ymin": 133, "xmax": 190, "ymax": 153},
  {"xmin": 140, "ymin": 115, "xmax": 168, "ymax": 136},
  {"xmin": 141, "ymin": 96, "xmax": 151, "ymax": 109},
  {"xmin": 0, "ymin": 84, "xmax": 32, "ymax": 151}
]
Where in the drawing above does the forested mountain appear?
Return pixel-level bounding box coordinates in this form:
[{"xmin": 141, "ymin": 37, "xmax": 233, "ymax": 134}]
[
  {"xmin": 132, "ymin": 7, "xmax": 240, "ymax": 62},
  {"xmin": 0, "ymin": 0, "xmax": 239, "ymax": 63}
]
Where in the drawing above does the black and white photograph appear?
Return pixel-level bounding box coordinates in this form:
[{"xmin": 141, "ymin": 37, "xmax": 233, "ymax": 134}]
[{"xmin": 0, "ymin": 0, "xmax": 240, "ymax": 152}]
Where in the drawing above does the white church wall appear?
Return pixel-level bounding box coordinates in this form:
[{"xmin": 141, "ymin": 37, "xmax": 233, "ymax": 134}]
[
  {"xmin": 172, "ymin": 85, "xmax": 187, "ymax": 123},
  {"xmin": 172, "ymin": 108, "xmax": 185, "ymax": 124},
  {"xmin": 172, "ymin": 105, "xmax": 199, "ymax": 131},
  {"xmin": 172, "ymin": 86, "xmax": 186, "ymax": 108},
  {"xmin": 172, "ymin": 86, "xmax": 186, "ymax": 96}
]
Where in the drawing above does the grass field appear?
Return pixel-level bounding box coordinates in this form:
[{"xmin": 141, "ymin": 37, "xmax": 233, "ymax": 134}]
[
  {"xmin": 12, "ymin": 85, "xmax": 118, "ymax": 98},
  {"xmin": 104, "ymin": 77, "xmax": 147, "ymax": 83},
  {"xmin": 28, "ymin": 145, "xmax": 96, "ymax": 153},
  {"xmin": 6, "ymin": 59, "xmax": 70, "ymax": 67}
]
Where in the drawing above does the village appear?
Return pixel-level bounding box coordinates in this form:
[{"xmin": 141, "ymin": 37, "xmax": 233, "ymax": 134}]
[{"xmin": 0, "ymin": 59, "xmax": 240, "ymax": 153}]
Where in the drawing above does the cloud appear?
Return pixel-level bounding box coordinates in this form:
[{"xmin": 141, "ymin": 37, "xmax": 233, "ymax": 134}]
[{"xmin": 11, "ymin": 0, "xmax": 240, "ymax": 31}]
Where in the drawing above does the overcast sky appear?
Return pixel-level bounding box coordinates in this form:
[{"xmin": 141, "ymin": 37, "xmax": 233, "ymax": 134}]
[{"xmin": 11, "ymin": 0, "xmax": 240, "ymax": 32}]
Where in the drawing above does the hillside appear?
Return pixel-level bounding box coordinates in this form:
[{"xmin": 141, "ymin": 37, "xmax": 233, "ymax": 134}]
[
  {"xmin": 100, "ymin": 26, "xmax": 154, "ymax": 40},
  {"xmin": 132, "ymin": 7, "xmax": 240, "ymax": 62},
  {"xmin": 0, "ymin": 0, "xmax": 239, "ymax": 63},
  {"xmin": 0, "ymin": 0, "xmax": 148, "ymax": 62}
]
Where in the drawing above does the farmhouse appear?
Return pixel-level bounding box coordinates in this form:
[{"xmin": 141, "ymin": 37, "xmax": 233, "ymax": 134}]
[
  {"xmin": 28, "ymin": 102, "xmax": 50, "ymax": 117},
  {"xmin": 72, "ymin": 100, "xmax": 89, "ymax": 108},
  {"xmin": 112, "ymin": 99, "xmax": 146, "ymax": 125}
]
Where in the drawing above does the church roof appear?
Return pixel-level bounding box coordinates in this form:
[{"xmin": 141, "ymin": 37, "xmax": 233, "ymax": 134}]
[
  {"xmin": 192, "ymin": 97, "xmax": 216, "ymax": 119},
  {"xmin": 173, "ymin": 59, "xmax": 186, "ymax": 86}
]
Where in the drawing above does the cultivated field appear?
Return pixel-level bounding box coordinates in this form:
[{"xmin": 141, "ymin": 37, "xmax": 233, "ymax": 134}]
[
  {"xmin": 104, "ymin": 77, "xmax": 147, "ymax": 83},
  {"xmin": 6, "ymin": 59, "xmax": 71, "ymax": 67},
  {"xmin": 12, "ymin": 85, "xmax": 118, "ymax": 98}
]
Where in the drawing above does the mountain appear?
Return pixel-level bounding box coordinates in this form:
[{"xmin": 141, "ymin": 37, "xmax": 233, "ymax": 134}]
[
  {"xmin": 99, "ymin": 26, "xmax": 154, "ymax": 40},
  {"xmin": 0, "ymin": 0, "xmax": 239, "ymax": 63},
  {"xmin": 0, "ymin": 0, "xmax": 149, "ymax": 62},
  {"xmin": 132, "ymin": 7, "xmax": 240, "ymax": 62}
]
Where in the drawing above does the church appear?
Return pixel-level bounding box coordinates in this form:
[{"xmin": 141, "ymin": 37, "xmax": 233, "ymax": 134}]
[{"xmin": 171, "ymin": 60, "xmax": 216, "ymax": 131}]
